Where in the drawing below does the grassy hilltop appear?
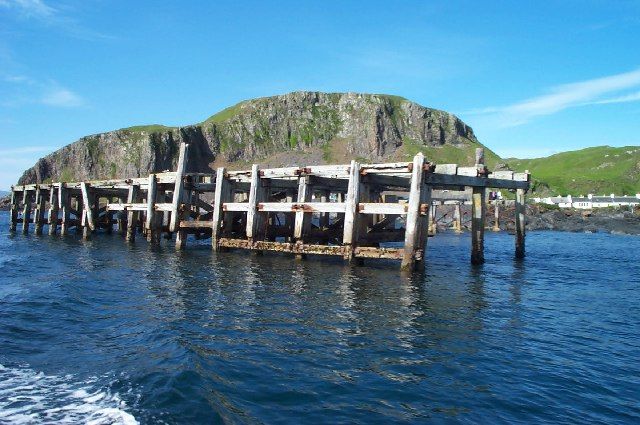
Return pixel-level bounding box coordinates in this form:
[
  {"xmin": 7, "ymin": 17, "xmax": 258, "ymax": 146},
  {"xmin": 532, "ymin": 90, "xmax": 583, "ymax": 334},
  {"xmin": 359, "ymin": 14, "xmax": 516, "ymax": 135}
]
[{"xmin": 508, "ymin": 146, "xmax": 640, "ymax": 196}]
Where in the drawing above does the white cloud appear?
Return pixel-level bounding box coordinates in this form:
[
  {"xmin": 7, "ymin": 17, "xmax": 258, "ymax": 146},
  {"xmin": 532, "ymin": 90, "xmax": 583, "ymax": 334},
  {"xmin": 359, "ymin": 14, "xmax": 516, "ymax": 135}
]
[
  {"xmin": 0, "ymin": 0, "xmax": 112, "ymax": 40},
  {"xmin": 41, "ymin": 86, "xmax": 84, "ymax": 107},
  {"xmin": 467, "ymin": 68, "xmax": 640, "ymax": 127},
  {"xmin": 1, "ymin": 75, "xmax": 85, "ymax": 108},
  {"xmin": 0, "ymin": 0, "xmax": 56, "ymax": 19},
  {"xmin": 583, "ymin": 90, "xmax": 640, "ymax": 106}
]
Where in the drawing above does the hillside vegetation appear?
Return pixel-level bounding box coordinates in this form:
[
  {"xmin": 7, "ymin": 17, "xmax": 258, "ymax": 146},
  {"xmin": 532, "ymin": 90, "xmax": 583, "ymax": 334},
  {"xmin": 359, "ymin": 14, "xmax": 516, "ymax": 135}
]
[
  {"xmin": 19, "ymin": 92, "xmax": 497, "ymax": 184},
  {"xmin": 508, "ymin": 146, "xmax": 640, "ymax": 196}
]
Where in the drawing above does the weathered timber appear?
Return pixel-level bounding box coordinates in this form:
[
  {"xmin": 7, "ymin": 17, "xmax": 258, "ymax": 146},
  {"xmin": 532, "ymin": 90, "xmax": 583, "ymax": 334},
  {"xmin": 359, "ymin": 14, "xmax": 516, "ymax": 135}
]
[
  {"xmin": 471, "ymin": 186, "xmax": 486, "ymax": 265},
  {"xmin": 126, "ymin": 184, "xmax": 140, "ymax": 242},
  {"xmin": 48, "ymin": 184, "xmax": 59, "ymax": 235},
  {"xmin": 401, "ymin": 153, "xmax": 429, "ymax": 271},
  {"xmin": 515, "ymin": 188, "xmax": 526, "ymax": 259},
  {"xmin": 59, "ymin": 184, "xmax": 70, "ymax": 235},
  {"xmin": 10, "ymin": 143, "xmax": 529, "ymax": 271},
  {"xmin": 493, "ymin": 201, "xmax": 500, "ymax": 232},
  {"xmin": 34, "ymin": 186, "xmax": 46, "ymax": 235},
  {"xmin": 21, "ymin": 189, "xmax": 31, "ymax": 234},
  {"xmin": 9, "ymin": 188, "xmax": 19, "ymax": 231},
  {"xmin": 146, "ymin": 174, "xmax": 160, "ymax": 244},
  {"xmin": 342, "ymin": 160, "xmax": 361, "ymax": 263},
  {"xmin": 80, "ymin": 182, "xmax": 95, "ymax": 239},
  {"xmin": 212, "ymin": 167, "xmax": 232, "ymax": 250},
  {"xmin": 453, "ymin": 202, "xmax": 462, "ymax": 233},
  {"xmin": 170, "ymin": 143, "xmax": 189, "ymax": 233}
]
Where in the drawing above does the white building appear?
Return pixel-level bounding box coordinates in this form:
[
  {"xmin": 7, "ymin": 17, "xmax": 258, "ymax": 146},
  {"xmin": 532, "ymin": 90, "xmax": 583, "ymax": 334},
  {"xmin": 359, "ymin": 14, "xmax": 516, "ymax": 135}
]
[{"xmin": 532, "ymin": 193, "xmax": 640, "ymax": 209}]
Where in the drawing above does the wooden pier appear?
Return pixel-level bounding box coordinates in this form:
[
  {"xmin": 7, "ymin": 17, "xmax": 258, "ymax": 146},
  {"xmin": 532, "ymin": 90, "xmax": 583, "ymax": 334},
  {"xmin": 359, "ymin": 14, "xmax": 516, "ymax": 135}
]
[{"xmin": 9, "ymin": 144, "xmax": 530, "ymax": 271}]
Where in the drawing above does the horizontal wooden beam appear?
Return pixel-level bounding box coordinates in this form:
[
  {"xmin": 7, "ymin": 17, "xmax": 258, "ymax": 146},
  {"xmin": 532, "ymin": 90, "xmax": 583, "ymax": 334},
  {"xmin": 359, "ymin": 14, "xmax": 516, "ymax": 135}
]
[
  {"xmin": 358, "ymin": 202, "xmax": 408, "ymax": 215},
  {"xmin": 257, "ymin": 202, "xmax": 346, "ymax": 213},
  {"xmin": 179, "ymin": 220, "xmax": 214, "ymax": 229},
  {"xmin": 222, "ymin": 202, "xmax": 249, "ymax": 212}
]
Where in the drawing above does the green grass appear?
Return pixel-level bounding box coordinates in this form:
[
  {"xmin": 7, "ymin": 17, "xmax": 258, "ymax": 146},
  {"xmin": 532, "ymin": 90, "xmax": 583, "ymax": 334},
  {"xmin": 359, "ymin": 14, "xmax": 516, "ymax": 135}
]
[
  {"xmin": 120, "ymin": 124, "xmax": 175, "ymax": 133},
  {"xmin": 402, "ymin": 137, "xmax": 501, "ymax": 168},
  {"xmin": 508, "ymin": 145, "xmax": 640, "ymax": 195},
  {"xmin": 203, "ymin": 103, "xmax": 244, "ymax": 124}
]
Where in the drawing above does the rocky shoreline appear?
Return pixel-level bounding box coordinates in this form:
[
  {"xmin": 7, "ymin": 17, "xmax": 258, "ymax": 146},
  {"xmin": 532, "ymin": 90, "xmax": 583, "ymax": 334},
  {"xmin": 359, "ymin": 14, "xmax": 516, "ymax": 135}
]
[{"xmin": 523, "ymin": 204, "xmax": 640, "ymax": 235}]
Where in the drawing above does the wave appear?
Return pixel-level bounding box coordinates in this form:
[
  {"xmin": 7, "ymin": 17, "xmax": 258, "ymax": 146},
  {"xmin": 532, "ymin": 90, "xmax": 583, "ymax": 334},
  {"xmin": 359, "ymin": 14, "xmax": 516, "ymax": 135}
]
[{"xmin": 0, "ymin": 363, "xmax": 138, "ymax": 425}]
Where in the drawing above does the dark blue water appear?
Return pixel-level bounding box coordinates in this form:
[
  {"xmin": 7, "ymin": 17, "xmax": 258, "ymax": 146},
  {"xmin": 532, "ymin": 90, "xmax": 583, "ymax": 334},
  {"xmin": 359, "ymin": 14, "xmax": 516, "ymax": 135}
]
[{"xmin": 1, "ymin": 211, "xmax": 639, "ymax": 424}]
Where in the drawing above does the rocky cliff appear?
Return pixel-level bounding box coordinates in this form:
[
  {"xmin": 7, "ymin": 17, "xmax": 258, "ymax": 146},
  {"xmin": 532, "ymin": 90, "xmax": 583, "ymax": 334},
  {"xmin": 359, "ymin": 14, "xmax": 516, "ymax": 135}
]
[{"xmin": 18, "ymin": 91, "xmax": 499, "ymax": 184}]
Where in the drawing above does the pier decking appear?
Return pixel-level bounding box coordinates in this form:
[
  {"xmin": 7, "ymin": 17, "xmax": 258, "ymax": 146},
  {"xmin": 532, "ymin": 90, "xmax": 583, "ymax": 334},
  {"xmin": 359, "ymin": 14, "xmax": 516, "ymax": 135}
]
[{"xmin": 9, "ymin": 144, "xmax": 530, "ymax": 271}]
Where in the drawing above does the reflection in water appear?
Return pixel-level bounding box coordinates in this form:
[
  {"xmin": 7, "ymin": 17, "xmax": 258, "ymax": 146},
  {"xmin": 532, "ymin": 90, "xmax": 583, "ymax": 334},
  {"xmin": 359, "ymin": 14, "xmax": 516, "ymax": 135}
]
[{"xmin": 1, "ymin": 216, "xmax": 640, "ymax": 424}]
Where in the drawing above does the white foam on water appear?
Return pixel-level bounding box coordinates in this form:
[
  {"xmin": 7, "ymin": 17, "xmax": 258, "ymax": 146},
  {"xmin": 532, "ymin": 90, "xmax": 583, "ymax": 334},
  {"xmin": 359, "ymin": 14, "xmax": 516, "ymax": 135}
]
[{"xmin": 0, "ymin": 363, "xmax": 138, "ymax": 425}]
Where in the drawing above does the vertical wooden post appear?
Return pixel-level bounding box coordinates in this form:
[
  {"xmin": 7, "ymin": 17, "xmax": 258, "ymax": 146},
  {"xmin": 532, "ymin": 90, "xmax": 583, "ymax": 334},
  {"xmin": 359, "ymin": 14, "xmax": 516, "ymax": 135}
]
[
  {"xmin": 284, "ymin": 191, "xmax": 294, "ymax": 241},
  {"xmin": 212, "ymin": 167, "xmax": 232, "ymax": 251},
  {"xmin": 80, "ymin": 182, "xmax": 95, "ymax": 240},
  {"xmin": 493, "ymin": 201, "xmax": 500, "ymax": 231},
  {"xmin": 21, "ymin": 189, "xmax": 31, "ymax": 234},
  {"xmin": 9, "ymin": 187, "xmax": 18, "ymax": 232},
  {"xmin": 146, "ymin": 174, "xmax": 160, "ymax": 244},
  {"xmin": 357, "ymin": 182, "xmax": 372, "ymax": 243},
  {"xmin": 105, "ymin": 197, "xmax": 114, "ymax": 234},
  {"xmin": 402, "ymin": 153, "xmax": 429, "ymax": 271},
  {"xmin": 342, "ymin": 160, "xmax": 361, "ymax": 263},
  {"xmin": 416, "ymin": 185, "xmax": 433, "ymax": 266},
  {"xmin": 48, "ymin": 184, "xmax": 59, "ymax": 235},
  {"xmin": 294, "ymin": 175, "xmax": 312, "ymax": 251},
  {"xmin": 246, "ymin": 164, "xmax": 260, "ymax": 242},
  {"xmin": 453, "ymin": 202, "xmax": 462, "ymax": 233},
  {"xmin": 429, "ymin": 203, "xmax": 437, "ymax": 235},
  {"xmin": 169, "ymin": 143, "xmax": 189, "ymax": 233},
  {"xmin": 59, "ymin": 184, "xmax": 70, "ymax": 236},
  {"xmin": 33, "ymin": 186, "xmax": 46, "ymax": 235},
  {"xmin": 116, "ymin": 196, "xmax": 126, "ymax": 235},
  {"xmin": 471, "ymin": 187, "xmax": 486, "ymax": 265},
  {"xmin": 471, "ymin": 148, "xmax": 486, "ymax": 265},
  {"xmin": 515, "ymin": 188, "xmax": 526, "ymax": 259},
  {"xmin": 320, "ymin": 190, "xmax": 330, "ymax": 229},
  {"xmin": 126, "ymin": 184, "xmax": 139, "ymax": 242}
]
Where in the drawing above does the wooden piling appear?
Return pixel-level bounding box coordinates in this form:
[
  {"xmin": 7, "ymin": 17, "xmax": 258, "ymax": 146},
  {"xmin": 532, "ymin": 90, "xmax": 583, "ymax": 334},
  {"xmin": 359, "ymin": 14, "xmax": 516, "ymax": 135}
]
[
  {"xmin": 48, "ymin": 184, "xmax": 59, "ymax": 235},
  {"xmin": 59, "ymin": 184, "xmax": 70, "ymax": 236},
  {"xmin": 429, "ymin": 203, "xmax": 437, "ymax": 235},
  {"xmin": 80, "ymin": 182, "xmax": 96, "ymax": 240},
  {"xmin": 33, "ymin": 186, "xmax": 45, "ymax": 235},
  {"xmin": 471, "ymin": 148, "xmax": 486, "ymax": 265},
  {"xmin": 515, "ymin": 188, "xmax": 526, "ymax": 259},
  {"xmin": 246, "ymin": 164, "xmax": 269, "ymax": 245},
  {"xmin": 9, "ymin": 141, "xmax": 530, "ymax": 271},
  {"xmin": 453, "ymin": 202, "xmax": 462, "ymax": 233},
  {"xmin": 401, "ymin": 153, "xmax": 430, "ymax": 271},
  {"xmin": 21, "ymin": 189, "xmax": 31, "ymax": 234},
  {"xmin": 342, "ymin": 160, "xmax": 361, "ymax": 263},
  {"xmin": 126, "ymin": 184, "xmax": 139, "ymax": 242},
  {"xmin": 471, "ymin": 187, "xmax": 486, "ymax": 265},
  {"xmin": 294, "ymin": 175, "xmax": 313, "ymax": 259},
  {"xmin": 319, "ymin": 190, "xmax": 330, "ymax": 229},
  {"xmin": 169, "ymin": 143, "xmax": 189, "ymax": 233},
  {"xmin": 493, "ymin": 201, "xmax": 500, "ymax": 232},
  {"xmin": 146, "ymin": 174, "xmax": 160, "ymax": 244},
  {"xmin": 212, "ymin": 167, "xmax": 232, "ymax": 251},
  {"xmin": 9, "ymin": 188, "xmax": 19, "ymax": 232}
]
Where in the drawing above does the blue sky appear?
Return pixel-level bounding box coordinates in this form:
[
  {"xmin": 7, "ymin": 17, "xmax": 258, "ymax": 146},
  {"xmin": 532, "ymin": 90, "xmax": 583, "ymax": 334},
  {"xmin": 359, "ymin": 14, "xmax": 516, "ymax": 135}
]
[{"xmin": 1, "ymin": 0, "xmax": 639, "ymax": 189}]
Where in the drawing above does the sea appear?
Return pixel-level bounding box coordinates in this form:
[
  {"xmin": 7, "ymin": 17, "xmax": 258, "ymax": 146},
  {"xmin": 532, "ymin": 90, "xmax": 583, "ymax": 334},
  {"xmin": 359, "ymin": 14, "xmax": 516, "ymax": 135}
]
[{"xmin": 0, "ymin": 210, "xmax": 638, "ymax": 424}]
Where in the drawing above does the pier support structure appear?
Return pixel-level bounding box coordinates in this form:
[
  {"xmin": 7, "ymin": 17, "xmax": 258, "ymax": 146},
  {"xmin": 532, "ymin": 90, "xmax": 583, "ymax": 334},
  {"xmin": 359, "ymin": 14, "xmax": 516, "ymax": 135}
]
[
  {"xmin": 9, "ymin": 144, "xmax": 529, "ymax": 271},
  {"xmin": 515, "ymin": 188, "xmax": 526, "ymax": 259}
]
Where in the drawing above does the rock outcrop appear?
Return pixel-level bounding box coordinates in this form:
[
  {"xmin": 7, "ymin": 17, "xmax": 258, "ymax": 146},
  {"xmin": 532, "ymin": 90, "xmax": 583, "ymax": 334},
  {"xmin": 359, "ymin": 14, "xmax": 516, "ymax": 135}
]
[{"xmin": 18, "ymin": 91, "xmax": 497, "ymax": 184}]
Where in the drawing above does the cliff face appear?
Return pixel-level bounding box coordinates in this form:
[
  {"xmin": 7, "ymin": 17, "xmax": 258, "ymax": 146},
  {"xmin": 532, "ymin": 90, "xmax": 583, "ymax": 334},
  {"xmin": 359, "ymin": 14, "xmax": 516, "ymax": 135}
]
[{"xmin": 18, "ymin": 91, "xmax": 495, "ymax": 184}]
